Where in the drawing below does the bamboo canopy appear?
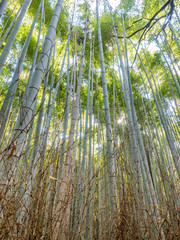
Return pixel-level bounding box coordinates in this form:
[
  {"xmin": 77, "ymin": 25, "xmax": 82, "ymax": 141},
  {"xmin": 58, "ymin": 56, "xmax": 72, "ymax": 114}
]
[{"xmin": 0, "ymin": 0, "xmax": 179, "ymax": 239}]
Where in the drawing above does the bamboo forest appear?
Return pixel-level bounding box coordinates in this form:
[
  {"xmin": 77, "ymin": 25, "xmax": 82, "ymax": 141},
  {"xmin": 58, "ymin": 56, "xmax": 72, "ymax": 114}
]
[{"xmin": 0, "ymin": 0, "xmax": 180, "ymax": 239}]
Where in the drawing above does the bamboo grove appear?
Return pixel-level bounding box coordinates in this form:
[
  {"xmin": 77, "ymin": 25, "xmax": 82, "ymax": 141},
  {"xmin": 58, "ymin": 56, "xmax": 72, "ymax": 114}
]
[{"xmin": 0, "ymin": 0, "xmax": 179, "ymax": 239}]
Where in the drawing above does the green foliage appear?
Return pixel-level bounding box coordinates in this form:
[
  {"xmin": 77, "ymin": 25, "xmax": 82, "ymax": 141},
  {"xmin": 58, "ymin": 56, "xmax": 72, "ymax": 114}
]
[{"xmin": 0, "ymin": 1, "xmax": 180, "ymax": 239}]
